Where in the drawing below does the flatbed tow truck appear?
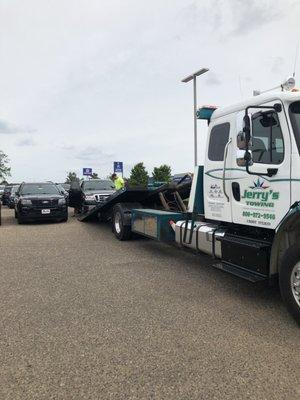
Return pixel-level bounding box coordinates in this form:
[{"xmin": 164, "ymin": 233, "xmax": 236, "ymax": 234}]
[{"xmin": 69, "ymin": 77, "xmax": 300, "ymax": 323}]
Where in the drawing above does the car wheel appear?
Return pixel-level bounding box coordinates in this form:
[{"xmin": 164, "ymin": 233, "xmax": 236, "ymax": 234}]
[
  {"xmin": 112, "ymin": 204, "xmax": 132, "ymax": 241},
  {"xmin": 62, "ymin": 215, "xmax": 68, "ymax": 222},
  {"xmin": 279, "ymin": 245, "xmax": 300, "ymax": 325}
]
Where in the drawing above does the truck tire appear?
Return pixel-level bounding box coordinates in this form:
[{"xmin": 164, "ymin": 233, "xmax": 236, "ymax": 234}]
[
  {"xmin": 279, "ymin": 245, "xmax": 300, "ymax": 324},
  {"xmin": 112, "ymin": 204, "xmax": 132, "ymax": 241}
]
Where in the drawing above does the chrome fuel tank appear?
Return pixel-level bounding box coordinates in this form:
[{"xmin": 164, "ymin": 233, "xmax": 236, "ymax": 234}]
[{"xmin": 175, "ymin": 221, "xmax": 226, "ymax": 258}]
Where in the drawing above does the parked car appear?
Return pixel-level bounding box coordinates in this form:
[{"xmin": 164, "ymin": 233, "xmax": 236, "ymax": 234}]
[
  {"xmin": 2, "ymin": 185, "xmax": 13, "ymax": 205},
  {"xmin": 8, "ymin": 185, "xmax": 20, "ymax": 209},
  {"xmin": 69, "ymin": 179, "xmax": 115, "ymax": 213},
  {"xmin": 15, "ymin": 182, "xmax": 68, "ymax": 224}
]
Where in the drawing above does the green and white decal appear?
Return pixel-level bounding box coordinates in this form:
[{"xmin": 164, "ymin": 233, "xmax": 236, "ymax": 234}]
[{"xmin": 240, "ymin": 179, "xmax": 279, "ymax": 226}]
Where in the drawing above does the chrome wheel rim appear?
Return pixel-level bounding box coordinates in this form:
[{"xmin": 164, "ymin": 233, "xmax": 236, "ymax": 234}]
[
  {"xmin": 291, "ymin": 262, "xmax": 300, "ymax": 307},
  {"xmin": 114, "ymin": 212, "xmax": 122, "ymax": 234}
]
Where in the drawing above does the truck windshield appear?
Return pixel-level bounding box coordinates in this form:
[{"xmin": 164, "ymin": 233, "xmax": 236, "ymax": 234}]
[
  {"xmin": 289, "ymin": 101, "xmax": 300, "ymax": 153},
  {"xmin": 83, "ymin": 180, "xmax": 113, "ymax": 191},
  {"xmin": 20, "ymin": 183, "xmax": 60, "ymax": 195}
]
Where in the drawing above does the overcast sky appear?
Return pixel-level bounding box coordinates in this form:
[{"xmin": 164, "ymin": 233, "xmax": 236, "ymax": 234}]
[{"xmin": 0, "ymin": 0, "xmax": 299, "ymax": 182}]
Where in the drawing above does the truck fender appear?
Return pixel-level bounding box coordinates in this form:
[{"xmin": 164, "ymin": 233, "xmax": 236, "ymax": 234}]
[{"xmin": 270, "ymin": 202, "xmax": 300, "ymax": 276}]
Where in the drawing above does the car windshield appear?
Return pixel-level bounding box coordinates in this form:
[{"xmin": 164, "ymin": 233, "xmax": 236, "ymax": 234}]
[
  {"xmin": 4, "ymin": 186, "xmax": 12, "ymax": 193},
  {"xmin": 289, "ymin": 101, "xmax": 300, "ymax": 153},
  {"xmin": 83, "ymin": 180, "xmax": 113, "ymax": 191},
  {"xmin": 20, "ymin": 183, "xmax": 60, "ymax": 195}
]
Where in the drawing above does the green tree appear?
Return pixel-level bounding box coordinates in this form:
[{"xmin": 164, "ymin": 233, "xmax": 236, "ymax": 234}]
[
  {"xmin": 65, "ymin": 171, "xmax": 79, "ymax": 184},
  {"xmin": 0, "ymin": 150, "xmax": 11, "ymax": 181},
  {"xmin": 129, "ymin": 162, "xmax": 149, "ymax": 187},
  {"xmin": 91, "ymin": 172, "xmax": 99, "ymax": 179},
  {"xmin": 152, "ymin": 164, "xmax": 172, "ymax": 183}
]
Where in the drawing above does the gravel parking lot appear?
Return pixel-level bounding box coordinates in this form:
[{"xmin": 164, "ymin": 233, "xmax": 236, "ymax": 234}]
[{"xmin": 0, "ymin": 207, "xmax": 299, "ymax": 400}]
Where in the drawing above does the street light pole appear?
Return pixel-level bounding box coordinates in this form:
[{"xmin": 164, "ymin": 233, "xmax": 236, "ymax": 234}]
[
  {"xmin": 182, "ymin": 68, "xmax": 209, "ymax": 167},
  {"xmin": 193, "ymin": 76, "xmax": 197, "ymax": 166}
]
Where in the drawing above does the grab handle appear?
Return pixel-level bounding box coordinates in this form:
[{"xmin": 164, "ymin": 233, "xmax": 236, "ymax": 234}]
[{"xmin": 223, "ymin": 138, "xmax": 232, "ymax": 202}]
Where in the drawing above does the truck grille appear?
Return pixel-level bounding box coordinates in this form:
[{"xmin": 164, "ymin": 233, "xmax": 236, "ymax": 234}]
[
  {"xmin": 31, "ymin": 199, "xmax": 59, "ymax": 208},
  {"xmin": 94, "ymin": 194, "xmax": 109, "ymax": 203}
]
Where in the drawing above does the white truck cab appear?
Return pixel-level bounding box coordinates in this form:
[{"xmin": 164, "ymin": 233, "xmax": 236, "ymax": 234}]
[
  {"xmin": 204, "ymin": 91, "xmax": 300, "ymax": 230},
  {"xmin": 175, "ymin": 88, "xmax": 300, "ymax": 323}
]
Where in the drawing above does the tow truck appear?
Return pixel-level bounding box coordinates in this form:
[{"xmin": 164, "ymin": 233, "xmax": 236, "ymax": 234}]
[{"xmin": 69, "ymin": 76, "xmax": 300, "ymax": 323}]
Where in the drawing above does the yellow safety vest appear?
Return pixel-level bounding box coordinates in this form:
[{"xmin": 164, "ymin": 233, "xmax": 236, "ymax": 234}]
[{"xmin": 115, "ymin": 176, "xmax": 124, "ymax": 190}]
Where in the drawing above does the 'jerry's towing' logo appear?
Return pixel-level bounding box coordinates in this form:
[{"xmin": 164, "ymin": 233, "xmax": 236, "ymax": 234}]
[{"xmin": 242, "ymin": 179, "xmax": 279, "ymax": 207}]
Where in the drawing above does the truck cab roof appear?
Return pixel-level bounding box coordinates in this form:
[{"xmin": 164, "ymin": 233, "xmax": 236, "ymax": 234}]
[{"xmin": 211, "ymin": 91, "xmax": 300, "ymax": 121}]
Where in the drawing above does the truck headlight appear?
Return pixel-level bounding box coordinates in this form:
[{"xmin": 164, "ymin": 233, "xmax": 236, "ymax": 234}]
[
  {"xmin": 85, "ymin": 195, "xmax": 94, "ymax": 201},
  {"xmin": 21, "ymin": 199, "xmax": 32, "ymax": 205},
  {"xmin": 58, "ymin": 198, "xmax": 66, "ymax": 205}
]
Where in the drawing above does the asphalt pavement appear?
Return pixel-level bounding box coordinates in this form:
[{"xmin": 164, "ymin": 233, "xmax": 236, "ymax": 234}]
[{"xmin": 0, "ymin": 207, "xmax": 299, "ymax": 400}]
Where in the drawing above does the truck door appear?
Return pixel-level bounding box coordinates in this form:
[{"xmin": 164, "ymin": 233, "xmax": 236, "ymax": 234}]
[
  {"xmin": 204, "ymin": 116, "xmax": 233, "ymax": 222},
  {"xmin": 231, "ymin": 102, "xmax": 291, "ymax": 229}
]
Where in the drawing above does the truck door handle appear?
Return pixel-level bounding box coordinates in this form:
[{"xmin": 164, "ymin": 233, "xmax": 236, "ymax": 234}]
[
  {"xmin": 232, "ymin": 182, "xmax": 240, "ymax": 201},
  {"xmin": 223, "ymin": 138, "xmax": 232, "ymax": 202}
]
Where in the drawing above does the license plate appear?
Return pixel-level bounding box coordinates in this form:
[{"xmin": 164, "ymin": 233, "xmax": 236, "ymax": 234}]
[{"xmin": 41, "ymin": 209, "xmax": 51, "ymax": 214}]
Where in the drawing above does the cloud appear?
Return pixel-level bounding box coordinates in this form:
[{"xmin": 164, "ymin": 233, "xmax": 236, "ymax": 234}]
[
  {"xmin": 179, "ymin": 0, "xmax": 284, "ymax": 38},
  {"xmin": 15, "ymin": 138, "xmax": 36, "ymax": 147},
  {"xmin": 230, "ymin": 0, "xmax": 283, "ymax": 35},
  {"xmin": 59, "ymin": 144, "xmax": 76, "ymax": 151},
  {"xmin": 75, "ymin": 146, "xmax": 114, "ymax": 163},
  {"xmin": 0, "ymin": 0, "xmax": 298, "ymax": 182},
  {"xmin": 0, "ymin": 119, "xmax": 20, "ymax": 134},
  {"xmin": 205, "ymin": 73, "xmax": 222, "ymax": 86},
  {"xmin": 271, "ymin": 56, "xmax": 285, "ymax": 74},
  {"xmin": 58, "ymin": 144, "xmax": 116, "ymax": 169},
  {"xmin": 0, "ymin": 119, "xmax": 35, "ymax": 134},
  {"xmin": 180, "ymin": 1, "xmax": 222, "ymax": 32}
]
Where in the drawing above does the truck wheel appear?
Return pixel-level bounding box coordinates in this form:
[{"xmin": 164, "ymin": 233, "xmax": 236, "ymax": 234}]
[
  {"xmin": 279, "ymin": 245, "xmax": 300, "ymax": 324},
  {"xmin": 112, "ymin": 204, "xmax": 132, "ymax": 241}
]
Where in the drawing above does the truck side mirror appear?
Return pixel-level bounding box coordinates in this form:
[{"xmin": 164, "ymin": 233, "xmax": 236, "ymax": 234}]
[
  {"xmin": 243, "ymin": 114, "xmax": 251, "ymax": 144},
  {"xmin": 236, "ymin": 149, "xmax": 253, "ymax": 167}
]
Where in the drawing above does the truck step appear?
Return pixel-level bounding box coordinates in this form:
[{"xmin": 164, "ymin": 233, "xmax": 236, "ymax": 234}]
[{"xmin": 213, "ymin": 262, "xmax": 268, "ymax": 283}]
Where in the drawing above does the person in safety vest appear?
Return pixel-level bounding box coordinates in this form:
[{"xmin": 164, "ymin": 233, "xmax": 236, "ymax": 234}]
[{"xmin": 112, "ymin": 173, "xmax": 125, "ymax": 190}]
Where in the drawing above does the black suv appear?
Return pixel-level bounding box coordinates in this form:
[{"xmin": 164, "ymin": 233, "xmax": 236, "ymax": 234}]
[{"xmin": 15, "ymin": 182, "xmax": 68, "ymax": 224}]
